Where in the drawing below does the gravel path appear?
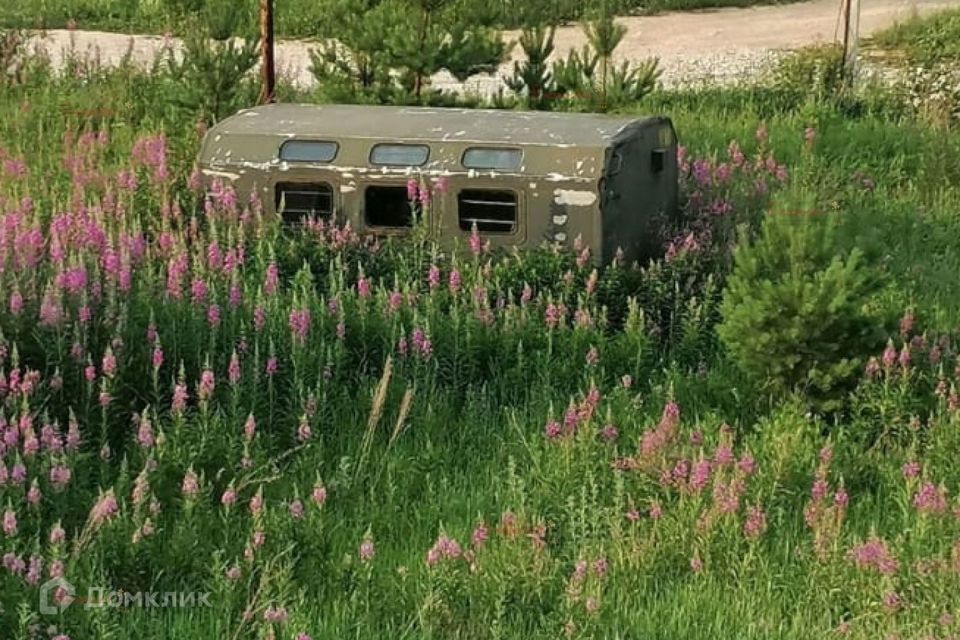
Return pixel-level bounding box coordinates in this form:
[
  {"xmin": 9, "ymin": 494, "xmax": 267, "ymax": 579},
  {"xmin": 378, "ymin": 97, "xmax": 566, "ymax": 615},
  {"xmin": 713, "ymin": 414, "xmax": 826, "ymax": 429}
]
[{"xmin": 25, "ymin": 0, "xmax": 960, "ymax": 94}]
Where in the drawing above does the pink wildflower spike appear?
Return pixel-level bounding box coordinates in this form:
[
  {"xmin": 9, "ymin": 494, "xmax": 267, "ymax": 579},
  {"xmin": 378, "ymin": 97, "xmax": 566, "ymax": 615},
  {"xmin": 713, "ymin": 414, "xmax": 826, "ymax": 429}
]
[
  {"xmin": 311, "ymin": 483, "xmax": 327, "ymax": 507},
  {"xmin": 471, "ymin": 522, "xmax": 488, "ymax": 548},
  {"xmin": 182, "ymin": 469, "xmax": 200, "ymax": 498},
  {"xmin": 2, "ymin": 509, "xmax": 16, "ymax": 537},
  {"xmin": 89, "ymin": 490, "xmax": 119, "ymax": 527},
  {"xmin": 289, "ymin": 499, "xmax": 305, "ymax": 520},
  {"xmin": 221, "ymin": 486, "xmax": 237, "ymax": 507},
  {"xmin": 359, "ymin": 537, "xmax": 375, "ymax": 562}
]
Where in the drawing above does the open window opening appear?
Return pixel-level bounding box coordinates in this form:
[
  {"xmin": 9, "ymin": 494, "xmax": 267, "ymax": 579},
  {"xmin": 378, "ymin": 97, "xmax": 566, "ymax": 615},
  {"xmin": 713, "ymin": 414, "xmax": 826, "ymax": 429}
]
[
  {"xmin": 365, "ymin": 185, "xmax": 421, "ymax": 228},
  {"xmin": 275, "ymin": 182, "xmax": 334, "ymax": 225},
  {"xmin": 458, "ymin": 189, "xmax": 518, "ymax": 234}
]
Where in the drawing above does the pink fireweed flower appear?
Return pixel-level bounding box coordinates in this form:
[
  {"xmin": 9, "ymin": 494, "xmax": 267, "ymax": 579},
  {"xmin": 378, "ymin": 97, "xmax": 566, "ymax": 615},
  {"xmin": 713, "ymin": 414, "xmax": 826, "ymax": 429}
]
[
  {"xmin": 197, "ymin": 369, "xmax": 215, "ymax": 402},
  {"xmin": 10, "ymin": 463, "xmax": 26, "ymax": 485},
  {"xmin": 152, "ymin": 345, "xmax": 164, "ymax": 370},
  {"xmin": 297, "ymin": 417, "xmax": 312, "ymax": 442},
  {"xmin": 901, "ymin": 461, "xmax": 920, "ymax": 479},
  {"xmin": 849, "ymin": 537, "xmax": 899, "ymax": 575},
  {"xmin": 8, "ymin": 289, "xmax": 23, "ymax": 315},
  {"xmin": 713, "ymin": 445, "xmax": 734, "ymax": 466},
  {"xmin": 448, "ymin": 269, "xmax": 461, "ymax": 295},
  {"xmin": 626, "ymin": 508, "xmax": 640, "ymax": 522},
  {"xmin": 289, "ymin": 499, "xmax": 305, "ymax": 520},
  {"xmin": 899, "ymin": 310, "xmax": 915, "ymax": 336},
  {"xmin": 737, "ymin": 452, "xmax": 757, "ymax": 476},
  {"xmin": 26, "ymin": 554, "xmax": 42, "ymax": 585},
  {"xmin": 289, "ymin": 308, "xmax": 311, "ymax": 343},
  {"xmin": 131, "ymin": 472, "xmax": 150, "ymax": 505},
  {"xmin": 690, "ymin": 552, "xmax": 704, "ymax": 574},
  {"xmin": 311, "ymin": 483, "xmax": 327, "ymax": 507},
  {"xmin": 221, "ymin": 486, "xmax": 237, "ymax": 507},
  {"xmin": 600, "ymin": 424, "xmax": 619, "ymax": 442},
  {"xmin": 89, "ymin": 490, "xmax": 119, "ymax": 526},
  {"xmin": 592, "ymin": 557, "xmax": 608, "ymax": 577},
  {"xmin": 249, "ymin": 488, "xmax": 264, "ymax": 516},
  {"xmin": 469, "ymin": 225, "xmax": 483, "ymax": 256},
  {"xmin": 427, "ymin": 264, "xmax": 440, "ymax": 290},
  {"xmin": 98, "ymin": 391, "xmax": 112, "ymax": 407},
  {"xmin": 264, "ymin": 263, "xmax": 279, "ymax": 296},
  {"xmin": 225, "ymin": 566, "xmax": 241, "ymax": 581},
  {"xmin": 544, "ymin": 420, "xmax": 562, "ymax": 439},
  {"xmin": 137, "ymin": 414, "xmax": 154, "ymax": 449},
  {"xmin": 100, "ymin": 348, "xmax": 117, "ymax": 378},
  {"xmin": 228, "ymin": 351, "xmax": 241, "ymax": 385},
  {"xmin": 585, "ymin": 346, "xmax": 599, "ymax": 366},
  {"xmin": 190, "ymin": 277, "xmax": 208, "ymax": 305},
  {"xmin": 49, "ymin": 466, "xmax": 71, "ymax": 491},
  {"xmin": 882, "ymin": 340, "xmax": 897, "ymax": 369},
  {"xmin": 253, "ymin": 306, "xmax": 266, "ymax": 332},
  {"xmin": 865, "ymin": 356, "xmax": 880, "ymax": 377},
  {"xmin": 3, "ymin": 552, "xmax": 25, "ymax": 575},
  {"xmin": 471, "ymin": 522, "xmax": 488, "ymax": 548},
  {"xmin": 359, "ymin": 537, "xmax": 375, "ymax": 562},
  {"xmin": 207, "ymin": 304, "xmax": 221, "ymax": 328},
  {"xmin": 172, "ymin": 382, "xmax": 188, "ymax": 414},
  {"xmin": 27, "ymin": 478, "xmax": 43, "ymax": 507},
  {"xmin": 621, "ymin": 374, "xmax": 633, "ymax": 390},
  {"xmin": 2, "ymin": 509, "xmax": 16, "ymax": 537},
  {"xmin": 50, "ymin": 523, "xmax": 66, "ymax": 545},
  {"xmin": 743, "ymin": 505, "xmax": 767, "ymax": 539},
  {"xmin": 357, "ymin": 277, "xmax": 371, "ymax": 299},
  {"xmin": 406, "ymin": 178, "xmax": 418, "ymax": 201},
  {"xmin": 49, "ymin": 559, "xmax": 64, "ymax": 579},
  {"xmin": 263, "ymin": 606, "xmax": 288, "ymax": 624},
  {"xmin": 265, "ymin": 357, "xmax": 278, "ymax": 376},
  {"xmin": 649, "ymin": 502, "xmax": 663, "ymax": 520},
  {"xmin": 244, "ymin": 414, "xmax": 257, "ymax": 441},
  {"xmin": 834, "ymin": 489, "xmax": 849, "ymax": 508},
  {"xmin": 898, "ymin": 345, "xmax": 911, "ymax": 370},
  {"xmin": 914, "ymin": 482, "xmax": 948, "ymax": 515},
  {"xmin": 689, "ymin": 459, "xmax": 712, "ymax": 493},
  {"xmin": 811, "ymin": 479, "xmax": 829, "ymax": 502},
  {"xmin": 882, "ymin": 591, "xmax": 901, "ymax": 612},
  {"xmin": 182, "ymin": 470, "xmax": 200, "ymax": 497}
]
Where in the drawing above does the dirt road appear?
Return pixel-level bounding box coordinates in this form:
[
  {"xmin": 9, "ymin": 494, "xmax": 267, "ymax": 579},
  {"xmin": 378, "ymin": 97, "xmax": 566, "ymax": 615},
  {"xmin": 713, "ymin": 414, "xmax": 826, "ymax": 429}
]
[{"xmin": 26, "ymin": 0, "xmax": 960, "ymax": 92}]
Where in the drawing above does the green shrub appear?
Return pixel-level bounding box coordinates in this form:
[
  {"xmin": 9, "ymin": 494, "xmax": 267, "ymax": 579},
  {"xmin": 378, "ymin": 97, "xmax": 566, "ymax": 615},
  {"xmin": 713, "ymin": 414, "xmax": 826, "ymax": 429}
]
[{"xmin": 718, "ymin": 210, "xmax": 889, "ymax": 411}]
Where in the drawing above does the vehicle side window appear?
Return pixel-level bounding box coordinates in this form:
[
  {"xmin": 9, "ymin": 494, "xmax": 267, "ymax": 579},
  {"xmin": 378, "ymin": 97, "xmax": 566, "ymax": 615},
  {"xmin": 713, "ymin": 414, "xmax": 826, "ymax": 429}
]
[{"xmin": 458, "ymin": 189, "xmax": 518, "ymax": 234}]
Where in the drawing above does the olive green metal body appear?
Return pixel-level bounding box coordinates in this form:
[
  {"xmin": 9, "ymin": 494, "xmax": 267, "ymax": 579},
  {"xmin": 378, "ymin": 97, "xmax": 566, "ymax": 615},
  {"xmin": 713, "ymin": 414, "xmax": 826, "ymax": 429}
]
[{"xmin": 198, "ymin": 103, "xmax": 678, "ymax": 265}]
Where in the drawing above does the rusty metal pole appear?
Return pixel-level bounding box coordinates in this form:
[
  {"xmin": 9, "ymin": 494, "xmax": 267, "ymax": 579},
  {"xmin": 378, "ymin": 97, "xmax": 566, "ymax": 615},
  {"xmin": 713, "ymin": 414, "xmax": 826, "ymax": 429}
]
[{"xmin": 259, "ymin": 0, "xmax": 276, "ymax": 104}]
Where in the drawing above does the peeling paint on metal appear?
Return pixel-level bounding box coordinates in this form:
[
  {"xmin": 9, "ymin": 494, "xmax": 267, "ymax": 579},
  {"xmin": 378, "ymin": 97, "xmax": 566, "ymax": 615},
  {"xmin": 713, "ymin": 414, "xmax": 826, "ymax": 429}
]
[
  {"xmin": 554, "ymin": 232, "xmax": 567, "ymax": 242},
  {"xmin": 201, "ymin": 169, "xmax": 241, "ymax": 181},
  {"xmin": 340, "ymin": 185, "xmax": 357, "ymax": 193},
  {"xmin": 552, "ymin": 215, "xmax": 568, "ymax": 226},
  {"xmin": 554, "ymin": 190, "xmax": 597, "ymax": 207}
]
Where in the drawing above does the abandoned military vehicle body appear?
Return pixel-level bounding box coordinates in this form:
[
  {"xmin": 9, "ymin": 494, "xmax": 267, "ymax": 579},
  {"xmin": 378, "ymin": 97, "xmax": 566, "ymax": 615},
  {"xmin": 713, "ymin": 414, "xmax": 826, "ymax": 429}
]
[{"xmin": 198, "ymin": 103, "xmax": 678, "ymax": 265}]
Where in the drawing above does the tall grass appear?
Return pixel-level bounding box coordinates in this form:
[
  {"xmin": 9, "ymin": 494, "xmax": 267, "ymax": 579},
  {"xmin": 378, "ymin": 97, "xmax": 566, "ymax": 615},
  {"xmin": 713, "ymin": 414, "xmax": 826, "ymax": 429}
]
[{"xmin": 0, "ymin": 47, "xmax": 959, "ymax": 640}]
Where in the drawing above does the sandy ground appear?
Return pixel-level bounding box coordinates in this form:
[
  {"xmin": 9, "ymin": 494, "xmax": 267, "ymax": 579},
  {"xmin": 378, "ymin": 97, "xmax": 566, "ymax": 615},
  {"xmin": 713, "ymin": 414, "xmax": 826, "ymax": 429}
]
[{"xmin": 24, "ymin": 0, "xmax": 960, "ymax": 93}]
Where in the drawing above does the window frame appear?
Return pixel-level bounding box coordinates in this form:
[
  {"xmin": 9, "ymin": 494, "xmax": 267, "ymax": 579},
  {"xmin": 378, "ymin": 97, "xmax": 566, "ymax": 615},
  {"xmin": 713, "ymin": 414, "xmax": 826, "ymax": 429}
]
[
  {"xmin": 278, "ymin": 140, "xmax": 339, "ymax": 163},
  {"xmin": 456, "ymin": 188, "xmax": 521, "ymax": 236},
  {"xmin": 461, "ymin": 147, "xmax": 524, "ymax": 172},
  {"xmin": 363, "ymin": 184, "xmax": 422, "ymax": 231},
  {"xmin": 274, "ymin": 181, "xmax": 336, "ymax": 225},
  {"xmin": 369, "ymin": 143, "xmax": 431, "ymax": 167}
]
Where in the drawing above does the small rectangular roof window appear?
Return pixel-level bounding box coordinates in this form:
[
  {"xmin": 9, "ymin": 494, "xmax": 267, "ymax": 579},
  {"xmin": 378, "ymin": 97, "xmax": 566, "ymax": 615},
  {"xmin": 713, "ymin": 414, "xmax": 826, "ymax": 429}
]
[
  {"xmin": 279, "ymin": 140, "xmax": 338, "ymax": 163},
  {"xmin": 462, "ymin": 148, "xmax": 522, "ymax": 171},
  {"xmin": 370, "ymin": 144, "xmax": 430, "ymax": 167}
]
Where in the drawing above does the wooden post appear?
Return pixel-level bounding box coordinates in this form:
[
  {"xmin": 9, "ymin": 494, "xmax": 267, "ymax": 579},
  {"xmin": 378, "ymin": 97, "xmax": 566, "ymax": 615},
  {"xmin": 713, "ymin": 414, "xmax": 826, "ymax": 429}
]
[
  {"xmin": 259, "ymin": 0, "xmax": 276, "ymax": 104},
  {"xmin": 840, "ymin": 0, "xmax": 860, "ymax": 90}
]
